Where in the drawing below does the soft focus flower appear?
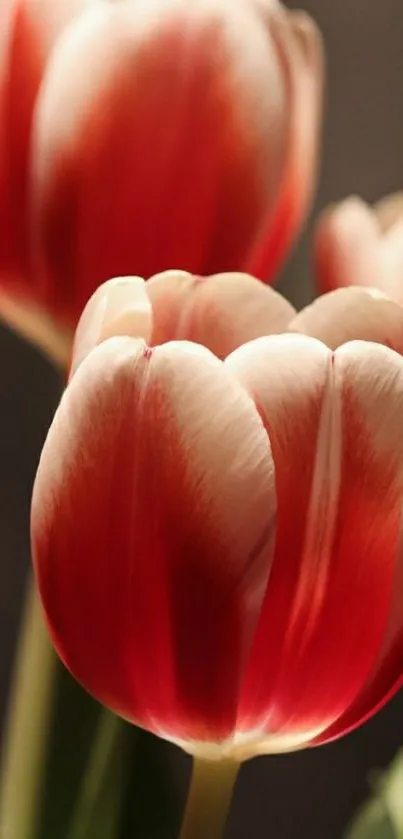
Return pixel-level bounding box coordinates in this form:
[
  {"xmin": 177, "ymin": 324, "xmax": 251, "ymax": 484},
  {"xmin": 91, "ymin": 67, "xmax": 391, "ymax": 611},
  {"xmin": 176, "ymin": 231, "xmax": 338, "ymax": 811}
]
[
  {"xmin": 32, "ymin": 271, "xmax": 403, "ymax": 761},
  {"xmin": 314, "ymin": 192, "xmax": 403, "ymax": 303},
  {"xmin": 0, "ymin": 0, "xmax": 323, "ymax": 341}
]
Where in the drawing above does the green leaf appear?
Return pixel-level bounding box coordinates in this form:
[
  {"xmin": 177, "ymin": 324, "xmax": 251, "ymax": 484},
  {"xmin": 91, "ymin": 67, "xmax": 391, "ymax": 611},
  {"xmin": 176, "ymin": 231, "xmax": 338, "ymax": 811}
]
[
  {"xmin": 378, "ymin": 751, "xmax": 403, "ymax": 837},
  {"xmin": 345, "ymin": 749, "xmax": 403, "ymax": 839},
  {"xmin": 118, "ymin": 730, "xmax": 182, "ymax": 839},
  {"xmin": 66, "ymin": 709, "xmax": 130, "ymax": 839},
  {"xmin": 345, "ymin": 797, "xmax": 397, "ymax": 839},
  {"xmin": 0, "ymin": 585, "xmax": 57, "ymax": 839},
  {"xmin": 36, "ymin": 660, "xmax": 110, "ymax": 839}
]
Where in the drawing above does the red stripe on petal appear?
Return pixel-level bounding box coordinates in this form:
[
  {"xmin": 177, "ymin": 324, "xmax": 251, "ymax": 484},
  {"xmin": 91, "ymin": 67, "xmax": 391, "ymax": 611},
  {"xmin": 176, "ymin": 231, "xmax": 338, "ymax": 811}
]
[
  {"xmin": 226, "ymin": 334, "xmax": 331, "ymax": 732},
  {"xmin": 237, "ymin": 339, "xmax": 403, "ymax": 749},
  {"xmin": 313, "ymin": 344, "xmax": 403, "ymax": 744}
]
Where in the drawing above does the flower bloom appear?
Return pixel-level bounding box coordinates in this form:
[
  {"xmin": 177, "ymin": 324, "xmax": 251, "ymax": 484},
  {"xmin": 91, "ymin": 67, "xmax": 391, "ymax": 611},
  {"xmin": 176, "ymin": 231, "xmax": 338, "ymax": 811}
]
[
  {"xmin": 314, "ymin": 193, "xmax": 403, "ymax": 303},
  {"xmin": 32, "ymin": 271, "xmax": 403, "ymax": 760},
  {"xmin": 0, "ymin": 0, "xmax": 323, "ymax": 335}
]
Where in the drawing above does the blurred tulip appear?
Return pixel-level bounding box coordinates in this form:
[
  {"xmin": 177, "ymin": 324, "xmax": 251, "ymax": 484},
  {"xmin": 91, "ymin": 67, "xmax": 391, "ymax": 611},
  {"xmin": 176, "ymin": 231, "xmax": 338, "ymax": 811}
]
[
  {"xmin": 314, "ymin": 193, "xmax": 403, "ymax": 303},
  {"xmin": 0, "ymin": 0, "xmax": 323, "ymax": 354},
  {"xmin": 32, "ymin": 271, "xmax": 403, "ymax": 761}
]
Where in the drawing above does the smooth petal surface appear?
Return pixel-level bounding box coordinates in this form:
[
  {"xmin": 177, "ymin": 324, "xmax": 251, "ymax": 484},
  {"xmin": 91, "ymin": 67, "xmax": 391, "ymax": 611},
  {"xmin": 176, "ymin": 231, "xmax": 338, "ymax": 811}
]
[
  {"xmin": 247, "ymin": 10, "xmax": 323, "ymax": 280},
  {"xmin": 314, "ymin": 194, "xmax": 403, "ymax": 304},
  {"xmin": 314, "ymin": 578, "xmax": 403, "ymax": 746},
  {"xmin": 32, "ymin": 337, "xmax": 276, "ymax": 747},
  {"xmin": 289, "ymin": 286, "xmax": 403, "ymax": 354},
  {"xmin": 0, "ymin": 0, "xmax": 85, "ymax": 280},
  {"xmin": 313, "ymin": 344, "xmax": 403, "ymax": 744},
  {"xmin": 227, "ymin": 337, "xmax": 403, "ymax": 753},
  {"xmin": 71, "ymin": 270, "xmax": 296, "ymax": 370},
  {"xmin": 226, "ymin": 334, "xmax": 335, "ymax": 749},
  {"xmin": 31, "ymin": 0, "xmax": 290, "ymax": 324},
  {"xmin": 71, "ymin": 275, "xmax": 153, "ymax": 374},
  {"xmin": 148, "ymin": 270, "xmax": 296, "ymax": 357}
]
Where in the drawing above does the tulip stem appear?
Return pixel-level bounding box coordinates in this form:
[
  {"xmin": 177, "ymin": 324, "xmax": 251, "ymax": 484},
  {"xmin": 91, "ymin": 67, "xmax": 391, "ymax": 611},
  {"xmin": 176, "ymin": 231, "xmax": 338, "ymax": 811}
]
[
  {"xmin": 0, "ymin": 580, "xmax": 56, "ymax": 839},
  {"xmin": 179, "ymin": 757, "xmax": 240, "ymax": 839}
]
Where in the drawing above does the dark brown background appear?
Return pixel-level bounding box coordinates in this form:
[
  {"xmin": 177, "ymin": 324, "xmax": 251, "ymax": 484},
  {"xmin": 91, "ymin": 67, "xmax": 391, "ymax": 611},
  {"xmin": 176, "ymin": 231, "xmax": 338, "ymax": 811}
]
[{"xmin": 0, "ymin": 0, "xmax": 403, "ymax": 836}]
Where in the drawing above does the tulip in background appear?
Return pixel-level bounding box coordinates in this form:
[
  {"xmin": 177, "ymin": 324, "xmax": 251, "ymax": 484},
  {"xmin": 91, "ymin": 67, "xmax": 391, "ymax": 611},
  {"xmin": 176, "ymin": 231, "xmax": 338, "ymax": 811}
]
[
  {"xmin": 0, "ymin": 0, "xmax": 322, "ymax": 364},
  {"xmin": 32, "ymin": 271, "xmax": 403, "ymax": 838},
  {"xmin": 314, "ymin": 192, "xmax": 403, "ymax": 303}
]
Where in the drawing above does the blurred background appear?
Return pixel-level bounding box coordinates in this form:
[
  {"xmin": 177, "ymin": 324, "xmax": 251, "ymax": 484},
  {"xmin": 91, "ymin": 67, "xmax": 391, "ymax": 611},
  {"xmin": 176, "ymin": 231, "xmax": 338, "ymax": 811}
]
[{"xmin": 1, "ymin": 0, "xmax": 403, "ymax": 836}]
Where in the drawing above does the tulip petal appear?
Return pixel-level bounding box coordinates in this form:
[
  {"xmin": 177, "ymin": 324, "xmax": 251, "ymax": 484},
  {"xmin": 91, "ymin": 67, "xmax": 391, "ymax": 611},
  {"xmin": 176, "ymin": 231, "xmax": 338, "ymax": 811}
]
[
  {"xmin": 31, "ymin": 0, "xmax": 288, "ymax": 324},
  {"xmin": 314, "ymin": 198, "xmax": 383, "ymax": 294},
  {"xmin": 227, "ymin": 337, "xmax": 403, "ymax": 751},
  {"xmin": 148, "ymin": 270, "xmax": 296, "ymax": 357},
  {"xmin": 247, "ymin": 9, "xmax": 324, "ymax": 280},
  {"xmin": 312, "ymin": 345, "xmax": 403, "ymax": 744},
  {"xmin": 0, "ymin": 0, "xmax": 84, "ymax": 280},
  {"xmin": 375, "ymin": 191, "xmax": 403, "ymax": 233},
  {"xmin": 226, "ymin": 334, "xmax": 333, "ymax": 745},
  {"xmin": 289, "ymin": 286, "xmax": 403, "ymax": 354},
  {"xmin": 32, "ymin": 337, "xmax": 276, "ymax": 747},
  {"xmin": 143, "ymin": 270, "xmax": 197, "ymax": 347},
  {"xmin": 71, "ymin": 275, "xmax": 153, "ymax": 374},
  {"xmin": 314, "ymin": 573, "xmax": 403, "ymax": 746}
]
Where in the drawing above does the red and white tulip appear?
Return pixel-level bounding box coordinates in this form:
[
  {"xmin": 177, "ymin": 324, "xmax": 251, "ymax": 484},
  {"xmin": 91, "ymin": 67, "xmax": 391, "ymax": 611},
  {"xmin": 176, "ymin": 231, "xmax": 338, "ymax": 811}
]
[
  {"xmin": 31, "ymin": 272, "xmax": 403, "ymax": 760},
  {"xmin": 0, "ymin": 0, "xmax": 323, "ymax": 354},
  {"xmin": 314, "ymin": 193, "xmax": 403, "ymax": 304}
]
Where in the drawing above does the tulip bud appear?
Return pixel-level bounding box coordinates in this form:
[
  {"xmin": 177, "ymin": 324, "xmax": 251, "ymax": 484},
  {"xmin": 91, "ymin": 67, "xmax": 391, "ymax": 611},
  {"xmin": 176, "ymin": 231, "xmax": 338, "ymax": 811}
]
[
  {"xmin": 314, "ymin": 193, "xmax": 403, "ymax": 304},
  {"xmin": 0, "ymin": 0, "xmax": 323, "ymax": 335},
  {"xmin": 32, "ymin": 272, "xmax": 403, "ymax": 760}
]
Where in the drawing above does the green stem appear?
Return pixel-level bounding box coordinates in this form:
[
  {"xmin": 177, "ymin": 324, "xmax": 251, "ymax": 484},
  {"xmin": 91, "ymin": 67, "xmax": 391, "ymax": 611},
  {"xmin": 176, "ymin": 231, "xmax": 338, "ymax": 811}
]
[
  {"xmin": 0, "ymin": 580, "xmax": 57, "ymax": 839},
  {"xmin": 66, "ymin": 711, "xmax": 127, "ymax": 839},
  {"xmin": 179, "ymin": 757, "xmax": 240, "ymax": 839}
]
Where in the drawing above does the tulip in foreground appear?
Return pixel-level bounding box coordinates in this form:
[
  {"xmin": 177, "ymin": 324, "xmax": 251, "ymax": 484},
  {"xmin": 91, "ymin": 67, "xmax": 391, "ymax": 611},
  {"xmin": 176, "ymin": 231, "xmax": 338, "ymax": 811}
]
[
  {"xmin": 314, "ymin": 192, "xmax": 403, "ymax": 303},
  {"xmin": 32, "ymin": 271, "xmax": 403, "ymax": 837},
  {"xmin": 0, "ymin": 0, "xmax": 323, "ymax": 362}
]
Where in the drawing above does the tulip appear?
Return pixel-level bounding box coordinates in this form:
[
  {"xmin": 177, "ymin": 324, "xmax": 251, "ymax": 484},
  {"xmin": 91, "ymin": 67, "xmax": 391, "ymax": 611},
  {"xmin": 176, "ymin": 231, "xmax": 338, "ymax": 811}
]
[
  {"xmin": 0, "ymin": 0, "xmax": 323, "ymax": 363},
  {"xmin": 32, "ymin": 271, "xmax": 403, "ymax": 777},
  {"xmin": 314, "ymin": 192, "xmax": 403, "ymax": 303}
]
